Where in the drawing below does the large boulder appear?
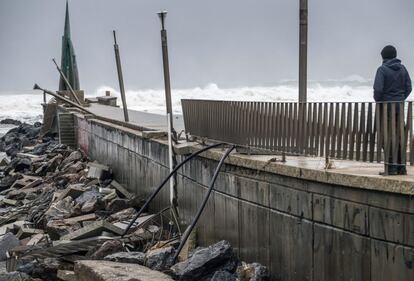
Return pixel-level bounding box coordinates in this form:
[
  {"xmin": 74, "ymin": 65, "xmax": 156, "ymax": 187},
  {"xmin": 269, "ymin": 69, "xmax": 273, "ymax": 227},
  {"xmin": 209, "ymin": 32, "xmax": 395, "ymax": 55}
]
[
  {"xmin": 170, "ymin": 240, "xmax": 238, "ymax": 281},
  {"xmin": 212, "ymin": 271, "xmax": 238, "ymax": 281},
  {"xmin": 0, "ymin": 175, "xmax": 18, "ymax": 191},
  {"xmin": 145, "ymin": 246, "xmax": 175, "ymax": 271},
  {"xmin": 14, "ymin": 158, "xmax": 31, "ymax": 172}
]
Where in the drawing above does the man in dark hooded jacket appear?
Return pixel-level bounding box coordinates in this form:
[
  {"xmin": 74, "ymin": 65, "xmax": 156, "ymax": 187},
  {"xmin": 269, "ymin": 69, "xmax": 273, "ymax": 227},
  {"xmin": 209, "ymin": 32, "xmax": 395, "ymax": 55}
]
[{"xmin": 374, "ymin": 45, "xmax": 412, "ymax": 175}]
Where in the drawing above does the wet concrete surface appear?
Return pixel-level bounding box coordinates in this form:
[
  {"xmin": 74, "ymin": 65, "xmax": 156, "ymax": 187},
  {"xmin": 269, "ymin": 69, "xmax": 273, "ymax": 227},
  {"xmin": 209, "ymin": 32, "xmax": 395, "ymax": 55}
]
[{"xmin": 87, "ymin": 104, "xmax": 184, "ymax": 132}]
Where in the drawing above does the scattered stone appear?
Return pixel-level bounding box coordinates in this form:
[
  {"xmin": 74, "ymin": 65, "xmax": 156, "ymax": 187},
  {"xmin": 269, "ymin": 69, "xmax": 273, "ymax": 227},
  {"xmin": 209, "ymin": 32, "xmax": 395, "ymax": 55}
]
[
  {"xmin": 57, "ymin": 270, "xmax": 76, "ymax": 281},
  {"xmin": 0, "ymin": 271, "xmax": 32, "ymax": 281},
  {"xmin": 145, "ymin": 246, "xmax": 175, "ymax": 271},
  {"xmin": 106, "ymin": 198, "xmax": 129, "ymax": 213},
  {"xmin": 236, "ymin": 262, "xmax": 270, "ymax": 281},
  {"xmin": 74, "ymin": 260, "xmax": 174, "ymax": 281},
  {"xmin": 61, "ymin": 151, "xmax": 83, "ymax": 167},
  {"xmin": 104, "ymin": 251, "xmax": 145, "ymax": 264},
  {"xmin": 0, "ymin": 175, "xmax": 18, "ymax": 191},
  {"xmin": 212, "ymin": 271, "xmax": 238, "ymax": 281},
  {"xmin": 0, "ymin": 119, "xmax": 22, "ymax": 126},
  {"xmin": 90, "ymin": 240, "xmax": 123, "ymax": 260},
  {"xmin": 171, "ymin": 240, "xmax": 238, "ymax": 280},
  {"xmin": 0, "ymin": 233, "xmax": 20, "ymax": 261}
]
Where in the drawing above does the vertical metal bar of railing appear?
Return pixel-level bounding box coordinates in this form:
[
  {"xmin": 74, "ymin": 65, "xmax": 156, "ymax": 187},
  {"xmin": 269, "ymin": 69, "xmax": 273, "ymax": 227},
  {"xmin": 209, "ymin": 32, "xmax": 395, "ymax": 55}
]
[
  {"xmin": 382, "ymin": 103, "xmax": 389, "ymax": 173},
  {"xmin": 399, "ymin": 102, "xmax": 406, "ymax": 165},
  {"xmin": 318, "ymin": 103, "xmax": 328, "ymax": 157},
  {"xmin": 368, "ymin": 103, "xmax": 376, "ymax": 163},
  {"xmin": 362, "ymin": 103, "xmax": 369, "ymax": 162},
  {"xmin": 391, "ymin": 103, "xmax": 397, "ymax": 165},
  {"xmin": 337, "ymin": 103, "xmax": 345, "ymax": 159},
  {"xmin": 306, "ymin": 103, "xmax": 313, "ymax": 155},
  {"xmin": 408, "ymin": 102, "xmax": 414, "ymax": 165},
  {"xmin": 288, "ymin": 103, "xmax": 293, "ymax": 153},
  {"xmin": 344, "ymin": 103, "xmax": 352, "ymax": 160},
  {"xmin": 375, "ymin": 103, "xmax": 382, "ymax": 163},
  {"xmin": 355, "ymin": 103, "xmax": 362, "ymax": 161},
  {"xmin": 281, "ymin": 103, "xmax": 286, "ymax": 154},
  {"xmin": 331, "ymin": 103, "xmax": 339, "ymax": 158}
]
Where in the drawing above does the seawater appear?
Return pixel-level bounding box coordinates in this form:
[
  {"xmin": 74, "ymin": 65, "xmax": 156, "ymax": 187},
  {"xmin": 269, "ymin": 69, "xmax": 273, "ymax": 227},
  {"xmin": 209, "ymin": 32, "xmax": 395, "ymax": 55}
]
[{"xmin": 0, "ymin": 77, "xmax": 394, "ymax": 126}]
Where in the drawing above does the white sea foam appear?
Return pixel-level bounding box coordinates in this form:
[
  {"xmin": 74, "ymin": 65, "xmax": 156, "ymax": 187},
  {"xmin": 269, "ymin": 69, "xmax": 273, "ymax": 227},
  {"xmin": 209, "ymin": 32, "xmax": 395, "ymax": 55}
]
[{"xmin": 0, "ymin": 78, "xmax": 395, "ymax": 123}]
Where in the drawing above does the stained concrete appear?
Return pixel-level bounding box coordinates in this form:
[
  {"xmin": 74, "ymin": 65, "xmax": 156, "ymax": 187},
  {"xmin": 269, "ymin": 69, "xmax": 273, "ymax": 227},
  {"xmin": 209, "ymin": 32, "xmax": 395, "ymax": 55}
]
[
  {"xmin": 75, "ymin": 260, "xmax": 173, "ymax": 281},
  {"xmin": 74, "ymin": 113, "xmax": 414, "ymax": 281}
]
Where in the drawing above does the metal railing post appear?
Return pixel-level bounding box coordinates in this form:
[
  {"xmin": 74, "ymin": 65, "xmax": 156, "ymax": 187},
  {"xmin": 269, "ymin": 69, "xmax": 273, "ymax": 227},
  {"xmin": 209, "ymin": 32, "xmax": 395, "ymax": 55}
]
[
  {"xmin": 157, "ymin": 11, "xmax": 176, "ymax": 139},
  {"xmin": 113, "ymin": 30, "xmax": 130, "ymax": 123}
]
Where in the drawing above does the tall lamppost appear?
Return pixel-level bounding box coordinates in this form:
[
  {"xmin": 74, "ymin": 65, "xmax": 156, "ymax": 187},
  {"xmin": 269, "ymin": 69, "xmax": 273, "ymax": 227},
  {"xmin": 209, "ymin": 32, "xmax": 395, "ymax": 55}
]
[{"xmin": 299, "ymin": 0, "xmax": 308, "ymax": 103}]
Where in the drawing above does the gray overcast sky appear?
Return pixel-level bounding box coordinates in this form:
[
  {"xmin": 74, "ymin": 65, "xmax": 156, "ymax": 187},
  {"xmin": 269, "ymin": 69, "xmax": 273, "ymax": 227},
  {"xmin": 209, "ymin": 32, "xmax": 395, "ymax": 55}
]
[{"xmin": 0, "ymin": 0, "xmax": 413, "ymax": 93}]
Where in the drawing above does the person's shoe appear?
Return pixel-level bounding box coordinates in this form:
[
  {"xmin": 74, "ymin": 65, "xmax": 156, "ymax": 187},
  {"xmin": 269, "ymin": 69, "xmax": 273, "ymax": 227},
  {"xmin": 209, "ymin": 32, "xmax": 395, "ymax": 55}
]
[
  {"xmin": 379, "ymin": 170, "xmax": 399, "ymax": 176},
  {"xmin": 398, "ymin": 166, "xmax": 407, "ymax": 175}
]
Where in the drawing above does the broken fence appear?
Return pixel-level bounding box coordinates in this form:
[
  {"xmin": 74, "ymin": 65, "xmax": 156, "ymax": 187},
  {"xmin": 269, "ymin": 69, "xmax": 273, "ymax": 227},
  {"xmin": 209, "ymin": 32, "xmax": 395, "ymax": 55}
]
[{"xmin": 181, "ymin": 100, "xmax": 414, "ymax": 165}]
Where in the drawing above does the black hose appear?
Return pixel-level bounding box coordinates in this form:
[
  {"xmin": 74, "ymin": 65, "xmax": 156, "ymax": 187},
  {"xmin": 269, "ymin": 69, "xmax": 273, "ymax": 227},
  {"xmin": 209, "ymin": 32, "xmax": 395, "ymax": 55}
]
[
  {"xmin": 121, "ymin": 142, "xmax": 225, "ymax": 237},
  {"xmin": 172, "ymin": 145, "xmax": 236, "ymax": 262}
]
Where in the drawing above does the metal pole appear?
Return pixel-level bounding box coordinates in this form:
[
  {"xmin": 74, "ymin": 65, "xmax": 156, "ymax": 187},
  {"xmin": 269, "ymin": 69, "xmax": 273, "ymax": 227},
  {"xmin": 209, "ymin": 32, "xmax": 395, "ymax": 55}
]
[
  {"xmin": 52, "ymin": 58, "xmax": 82, "ymax": 105},
  {"xmin": 157, "ymin": 11, "xmax": 176, "ymax": 137},
  {"xmin": 167, "ymin": 113, "xmax": 175, "ymax": 207},
  {"xmin": 299, "ymin": 0, "xmax": 308, "ymax": 103},
  {"xmin": 33, "ymin": 84, "xmax": 94, "ymax": 115},
  {"xmin": 113, "ymin": 30, "xmax": 130, "ymax": 122}
]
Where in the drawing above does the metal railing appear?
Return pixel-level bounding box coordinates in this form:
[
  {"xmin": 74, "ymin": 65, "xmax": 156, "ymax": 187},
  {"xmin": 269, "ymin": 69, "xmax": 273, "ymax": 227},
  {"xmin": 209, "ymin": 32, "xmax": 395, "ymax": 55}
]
[{"xmin": 181, "ymin": 100, "xmax": 414, "ymax": 165}]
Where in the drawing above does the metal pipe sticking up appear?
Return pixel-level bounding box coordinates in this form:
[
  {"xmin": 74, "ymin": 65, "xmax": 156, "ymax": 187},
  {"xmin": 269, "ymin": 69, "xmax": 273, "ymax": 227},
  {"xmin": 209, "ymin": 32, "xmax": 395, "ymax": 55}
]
[
  {"xmin": 157, "ymin": 11, "xmax": 176, "ymax": 140},
  {"xmin": 121, "ymin": 142, "xmax": 225, "ymax": 237},
  {"xmin": 52, "ymin": 58, "xmax": 82, "ymax": 105},
  {"xmin": 113, "ymin": 30, "xmax": 129, "ymax": 122},
  {"xmin": 299, "ymin": 0, "xmax": 308, "ymax": 103},
  {"xmin": 33, "ymin": 84, "xmax": 94, "ymax": 115},
  {"xmin": 172, "ymin": 145, "xmax": 236, "ymax": 262}
]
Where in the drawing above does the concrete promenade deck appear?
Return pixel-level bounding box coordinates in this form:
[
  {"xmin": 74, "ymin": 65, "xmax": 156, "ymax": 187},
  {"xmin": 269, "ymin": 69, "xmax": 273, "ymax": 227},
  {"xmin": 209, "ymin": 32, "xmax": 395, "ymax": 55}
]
[{"xmin": 87, "ymin": 104, "xmax": 185, "ymax": 132}]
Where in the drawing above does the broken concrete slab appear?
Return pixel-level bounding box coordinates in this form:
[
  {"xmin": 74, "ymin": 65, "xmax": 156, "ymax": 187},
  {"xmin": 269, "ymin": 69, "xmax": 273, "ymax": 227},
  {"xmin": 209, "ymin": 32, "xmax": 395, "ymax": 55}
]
[
  {"xmin": 104, "ymin": 252, "xmax": 145, "ymax": 264},
  {"xmin": 74, "ymin": 260, "xmax": 174, "ymax": 281},
  {"xmin": 63, "ymin": 214, "xmax": 97, "ymax": 225},
  {"xmin": 16, "ymin": 228, "xmax": 44, "ymax": 240},
  {"xmin": 61, "ymin": 221, "xmax": 123, "ymax": 241},
  {"xmin": 109, "ymin": 180, "xmax": 133, "ymax": 200},
  {"xmin": 87, "ymin": 162, "xmax": 111, "ymax": 180}
]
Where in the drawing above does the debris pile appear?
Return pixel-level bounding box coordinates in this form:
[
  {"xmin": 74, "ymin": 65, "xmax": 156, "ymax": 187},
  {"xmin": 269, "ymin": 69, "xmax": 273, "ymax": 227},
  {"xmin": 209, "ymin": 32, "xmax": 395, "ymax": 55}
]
[{"xmin": 0, "ymin": 121, "xmax": 271, "ymax": 281}]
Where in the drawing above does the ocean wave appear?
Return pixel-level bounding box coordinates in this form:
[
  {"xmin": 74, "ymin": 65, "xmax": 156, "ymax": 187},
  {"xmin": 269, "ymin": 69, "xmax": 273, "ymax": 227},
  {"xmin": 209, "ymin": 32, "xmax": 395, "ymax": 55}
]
[{"xmin": 0, "ymin": 81, "xmax": 381, "ymax": 122}]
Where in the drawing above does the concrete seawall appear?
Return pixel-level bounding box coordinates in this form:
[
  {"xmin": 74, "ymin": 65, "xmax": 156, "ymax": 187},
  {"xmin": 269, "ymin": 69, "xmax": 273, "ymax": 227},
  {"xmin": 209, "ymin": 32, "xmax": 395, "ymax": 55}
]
[{"xmin": 74, "ymin": 113, "xmax": 414, "ymax": 281}]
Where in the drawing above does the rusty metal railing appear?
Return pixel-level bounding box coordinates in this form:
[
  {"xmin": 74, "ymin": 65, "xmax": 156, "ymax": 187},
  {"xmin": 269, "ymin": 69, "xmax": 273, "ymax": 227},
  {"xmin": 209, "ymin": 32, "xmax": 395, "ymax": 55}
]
[{"xmin": 181, "ymin": 100, "xmax": 414, "ymax": 165}]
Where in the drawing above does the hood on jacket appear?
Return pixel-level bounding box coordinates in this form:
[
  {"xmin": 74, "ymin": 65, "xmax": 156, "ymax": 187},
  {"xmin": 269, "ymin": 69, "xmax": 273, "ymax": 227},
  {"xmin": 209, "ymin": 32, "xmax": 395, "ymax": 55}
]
[{"xmin": 383, "ymin": 58, "xmax": 403, "ymax": 71}]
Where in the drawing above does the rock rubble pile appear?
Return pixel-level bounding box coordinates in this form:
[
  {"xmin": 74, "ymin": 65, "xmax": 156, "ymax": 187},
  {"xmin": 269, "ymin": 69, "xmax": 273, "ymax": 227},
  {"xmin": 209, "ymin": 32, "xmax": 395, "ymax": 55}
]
[{"xmin": 0, "ymin": 120, "xmax": 271, "ymax": 281}]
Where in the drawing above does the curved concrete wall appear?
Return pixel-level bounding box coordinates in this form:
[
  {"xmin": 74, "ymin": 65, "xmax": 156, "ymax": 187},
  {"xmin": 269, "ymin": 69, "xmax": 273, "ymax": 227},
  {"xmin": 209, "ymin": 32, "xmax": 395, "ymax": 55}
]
[{"xmin": 75, "ymin": 114, "xmax": 414, "ymax": 281}]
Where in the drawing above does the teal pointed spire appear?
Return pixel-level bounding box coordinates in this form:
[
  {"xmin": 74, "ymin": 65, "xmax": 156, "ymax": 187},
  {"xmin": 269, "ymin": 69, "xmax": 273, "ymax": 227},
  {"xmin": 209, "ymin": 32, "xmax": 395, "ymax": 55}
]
[{"xmin": 59, "ymin": 0, "xmax": 80, "ymax": 91}]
